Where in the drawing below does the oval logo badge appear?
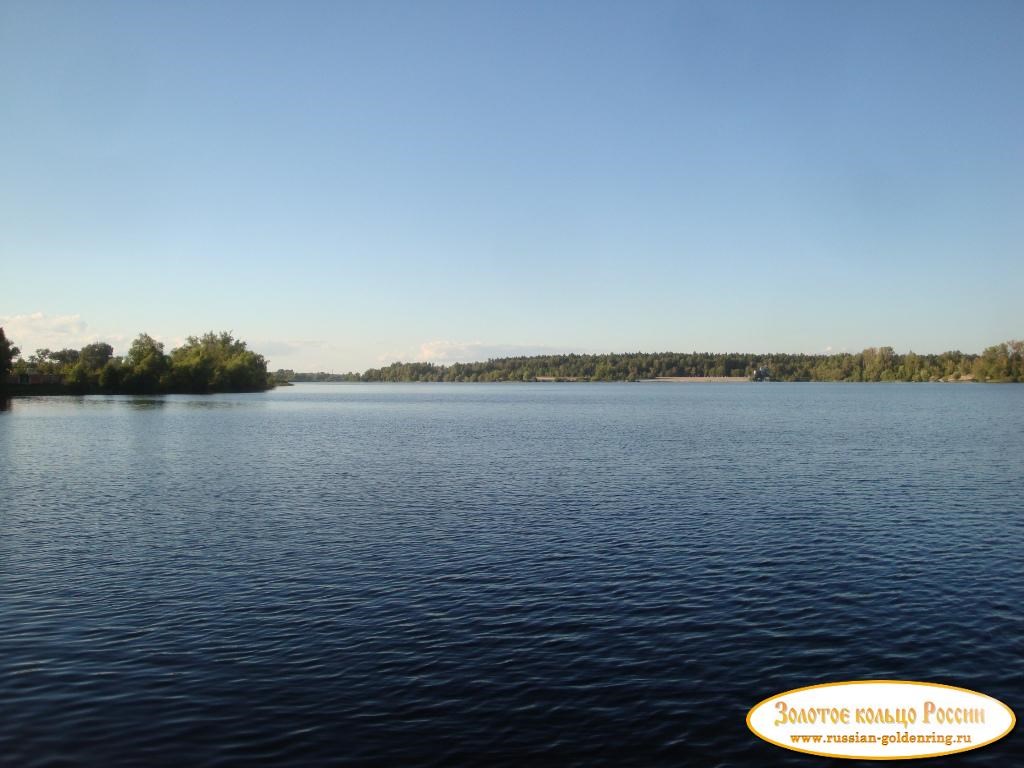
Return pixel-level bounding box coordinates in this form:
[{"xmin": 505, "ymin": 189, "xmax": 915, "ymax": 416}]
[{"xmin": 747, "ymin": 680, "xmax": 1015, "ymax": 760}]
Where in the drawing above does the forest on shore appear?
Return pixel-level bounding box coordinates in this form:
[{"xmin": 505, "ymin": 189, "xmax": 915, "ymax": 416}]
[
  {"xmin": 276, "ymin": 340, "xmax": 1024, "ymax": 383},
  {"xmin": 5, "ymin": 328, "xmax": 1022, "ymax": 393},
  {"xmin": 1, "ymin": 329, "xmax": 273, "ymax": 395}
]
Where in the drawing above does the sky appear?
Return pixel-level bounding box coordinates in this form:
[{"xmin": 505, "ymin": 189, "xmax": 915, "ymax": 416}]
[{"xmin": 2, "ymin": 0, "xmax": 1021, "ymax": 372}]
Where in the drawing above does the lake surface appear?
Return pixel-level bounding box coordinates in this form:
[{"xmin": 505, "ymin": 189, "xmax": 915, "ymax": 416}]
[{"xmin": 2, "ymin": 383, "xmax": 1022, "ymax": 766}]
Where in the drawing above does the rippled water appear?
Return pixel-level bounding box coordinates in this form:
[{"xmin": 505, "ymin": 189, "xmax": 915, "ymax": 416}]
[{"xmin": 1, "ymin": 383, "xmax": 1021, "ymax": 766}]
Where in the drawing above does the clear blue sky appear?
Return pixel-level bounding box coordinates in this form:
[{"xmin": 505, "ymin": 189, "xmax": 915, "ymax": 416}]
[{"xmin": 2, "ymin": 0, "xmax": 1021, "ymax": 371}]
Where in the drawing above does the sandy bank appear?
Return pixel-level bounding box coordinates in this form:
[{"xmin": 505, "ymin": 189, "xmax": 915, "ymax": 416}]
[{"xmin": 639, "ymin": 376, "xmax": 749, "ymax": 383}]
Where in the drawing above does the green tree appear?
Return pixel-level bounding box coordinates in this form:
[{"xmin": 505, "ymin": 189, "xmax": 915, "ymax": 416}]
[
  {"xmin": 1, "ymin": 327, "xmax": 20, "ymax": 387},
  {"xmin": 1008, "ymin": 340, "xmax": 1024, "ymax": 382},
  {"xmin": 123, "ymin": 334, "xmax": 169, "ymax": 393},
  {"xmin": 168, "ymin": 331, "xmax": 270, "ymax": 393},
  {"xmin": 65, "ymin": 361, "xmax": 95, "ymax": 394},
  {"xmin": 51, "ymin": 348, "xmax": 81, "ymax": 366},
  {"xmin": 99, "ymin": 359, "xmax": 124, "ymax": 392},
  {"xmin": 29, "ymin": 348, "xmax": 52, "ymax": 365},
  {"xmin": 79, "ymin": 342, "xmax": 114, "ymax": 370},
  {"xmin": 976, "ymin": 343, "xmax": 1012, "ymax": 381}
]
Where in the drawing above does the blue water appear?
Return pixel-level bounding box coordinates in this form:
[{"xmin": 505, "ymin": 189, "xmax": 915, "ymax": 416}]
[{"xmin": 1, "ymin": 383, "xmax": 1021, "ymax": 766}]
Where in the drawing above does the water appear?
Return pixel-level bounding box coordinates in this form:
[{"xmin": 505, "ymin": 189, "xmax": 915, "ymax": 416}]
[{"xmin": 1, "ymin": 383, "xmax": 1021, "ymax": 766}]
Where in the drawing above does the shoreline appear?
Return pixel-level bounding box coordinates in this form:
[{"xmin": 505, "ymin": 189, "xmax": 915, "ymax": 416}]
[
  {"xmin": 638, "ymin": 376, "xmax": 749, "ymax": 383},
  {"xmin": 3, "ymin": 376, "xmax": 1009, "ymax": 398}
]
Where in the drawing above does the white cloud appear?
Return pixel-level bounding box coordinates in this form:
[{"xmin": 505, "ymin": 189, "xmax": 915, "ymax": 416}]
[
  {"xmin": 2, "ymin": 311, "xmax": 86, "ymax": 339},
  {"xmin": 1, "ymin": 312, "xmax": 86, "ymax": 353},
  {"xmin": 0, "ymin": 312, "xmax": 132, "ymax": 356}
]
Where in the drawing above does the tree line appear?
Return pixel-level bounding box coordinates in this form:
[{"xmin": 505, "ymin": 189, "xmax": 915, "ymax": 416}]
[
  {"xmin": 277, "ymin": 341, "xmax": 1024, "ymax": 383},
  {"xmin": 1, "ymin": 329, "xmax": 273, "ymax": 394},
  {"xmin": 6, "ymin": 328, "xmax": 1020, "ymax": 392}
]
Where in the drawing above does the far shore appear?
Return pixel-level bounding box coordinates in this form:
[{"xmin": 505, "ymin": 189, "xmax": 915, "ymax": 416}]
[{"xmin": 524, "ymin": 376, "xmax": 751, "ymax": 383}]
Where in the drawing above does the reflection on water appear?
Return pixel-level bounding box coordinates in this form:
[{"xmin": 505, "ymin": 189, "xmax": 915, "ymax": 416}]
[{"xmin": 125, "ymin": 398, "xmax": 168, "ymax": 410}]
